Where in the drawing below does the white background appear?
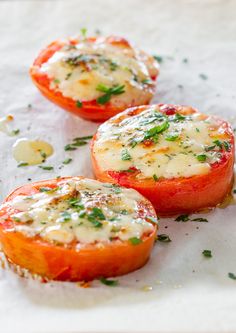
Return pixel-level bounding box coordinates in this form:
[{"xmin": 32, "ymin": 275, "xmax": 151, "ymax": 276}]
[{"xmin": 0, "ymin": 0, "xmax": 236, "ymax": 332}]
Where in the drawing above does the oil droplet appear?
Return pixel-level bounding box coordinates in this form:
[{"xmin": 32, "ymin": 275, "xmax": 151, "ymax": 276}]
[
  {"xmin": 13, "ymin": 138, "xmax": 53, "ymax": 165},
  {"xmin": 0, "ymin": 114, "xmax": 14, "ymax": 135},
  {"xmin": 141, "ymin": 285, "xmax": 153, "ymax": 292}
]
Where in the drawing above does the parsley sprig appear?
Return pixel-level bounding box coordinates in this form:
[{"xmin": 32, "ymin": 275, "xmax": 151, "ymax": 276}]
[{"xmin": 96, "ymin": 84, "xmax": 125, "ymax": 104}]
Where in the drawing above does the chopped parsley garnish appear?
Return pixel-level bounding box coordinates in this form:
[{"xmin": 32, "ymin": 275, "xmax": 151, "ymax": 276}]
[
  {"xmin": 121, "ymin": 149, "xmax": 132, "ymax": 161},
  {"xmin": 199, "ymin": 73, "xmax": 208, "ymax": 80},
  {"xmin": 153, "ymin": 174, "xmax": 158, "ymax": 182},
  {"xmin": 233, "ymin": 189, "xmax": 236, "ymax": 194},
  {"xmin": 171, "ymin": 113, "xmax": 186, "ymax": 122},
  {"xmin": 96, "ymin": 84, "xmax": 125, "ymax": 104},
  {"xmin": 196, "ymin": 154, "xmax": 207, "ymax": 162},
  {"xmin": 68, "ymin": 198, "xmax": 84, "ymax": 210},
  {"xmin": 228, "ymin": 272, "xmax": 236, "ymax": 280},
  {"xmin": 153, "ymin": 55, "xmax": 163, "ymax": 63},
  {"xmin": 87, "ymin": 207, "xmax": 106, "ymax": 228},
  {"xmin": 63, "ymin": 158, "xmax": 72, "ymax": 165},
  {"xmin": 17, "ymin": 162, "xmax": 28, "ymax": 167},
  {"xmin": 129, "ymin": 237, "xmax": 143, "ymax": 245},
  {"xmin": 202, "ymin": 249, "xmax": 212, "ymax": 258},
  {"xmin": 103, "ymin": 184, "xmax": 122, "ymax": 193},
  {"xmin": 38, "ymin": 165, "xmax": 54, "ymax": 171},
  {"xmin": 175, "ymin": 214, "xmax": 190, "ymax": 222},
  {"xmin": 175, "ymin": 215, "xmax": 208, "ymax": 223},
  {"xmin": 212, "ymin": 139, "xmax": 231, "ymax": 151},
  {"xmin": 76, "ymin": 100, "xmax": 83, "ymax": 108},
  {"xmin": 39, "ymin": 187, "xmax": 58, "ymax": 193},
  {"xmin": 64, "ymin": 135, "xmax": 93, "ymax": 151},
  {"xmin": 142, "ymin": 79, "xmax": 153, "ymax": 85},
  {"xmin": 143, "ymin": 121, "xmax": 169, "ymax": 142},
  {"xmin": 191, "ymin": 217, "xmax": 208, "ymax": 222},
  {"xmin": 11, "ymin": 129, "xmax": 20, "ymax": 136},
  {"xmin": 165, "ymin": 134, "xmax": 179, "ymax": 141},
  {"xmin": 40, "ymin": 151, "xmax": 47, "ymax": 159},
  {"xmin": 100, "ymin": 277, "xmax": 118, "ymax": 286},
  {"xmin": 80, "ymin": 27, "xmax": 87, "ymax": 39},
  {"xmin": 157, "ymin": 234, "xmax": 171, "ymax": 242},
  {"xmin": 109, "ymin": 61, "xmax": 118, "ymax": 71},
  {"xmin": 61, "ymin": 211, "xmax": 71, "ymax": 222},
  {"xmin": 53, "ymin": 78, "xmax": 60, "ymax": 84}
]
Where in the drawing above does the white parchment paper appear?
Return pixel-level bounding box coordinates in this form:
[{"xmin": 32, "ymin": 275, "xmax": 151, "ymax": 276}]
[{"xmin": 0, "ymin": 0, "xmax": 236, "ymax": 332}]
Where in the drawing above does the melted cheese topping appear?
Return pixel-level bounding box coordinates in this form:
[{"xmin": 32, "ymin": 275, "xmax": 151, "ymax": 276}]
[
  {"xmin": 4, "ymin": 178, "xmax": 154, "ymax": 246},
  {"xmin": 12, "ymin": 138, "xmax": 53, "ymax": 165},
  {"xmin": 39, "ymin": 37, "xmax": 159, "ymax": 107},
  {"xmin": 93, "ymin": 105, "xmax": 231, "ymax": 179}
]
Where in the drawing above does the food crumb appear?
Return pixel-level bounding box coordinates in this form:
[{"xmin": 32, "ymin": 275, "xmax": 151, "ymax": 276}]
[{"xmin": 142, "ymin": 285, "xmax": 153, "ymax": 292}]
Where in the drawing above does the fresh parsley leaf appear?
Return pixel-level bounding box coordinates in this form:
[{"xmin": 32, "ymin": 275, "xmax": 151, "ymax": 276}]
[
  {"xmin": 191, "ymin": 217, "xmax": 208, "ymax": 222},
  {"xmin": 17, "ymin": 162, "xmax": 28, "ymax": 167},
  {"xmin": 61, "ymin": 211, "xmax": 71, "ymax": 222},
  {"xmin": 121, "ymin": 149, "xmax": 132, "ymax": 161},
  {"xmin": 63, "ymin": 158, "xmax": 72, "ymax": 165},
  {"xmin": 144, "ymin": 121, "xmax": 169, "ymax": 142},
  {"xmin": 153, "ymin": 55, "xmax": 163, "ymax": 63},
  {"xmin": 129, "ymin": 237, "xmax": 142, "ymax": 245},
  {"xmin": 100, "ymin": 277, "xmax": 118, "ymax": 286},
  {"xmin": 228, "ymin": 272, "xmax": 236, "ymax": 280},
  {"xmin": 80, "ymin": 27, "xmax": 87, "ymax": 39},
  {"xmin": 73, "ymin": 135, "xmax": 93, "ymax": 141},
  {"xmin": 39, "ymin": 187, "xmax": 58, "ymax": 193},
  {"xmin": 199, "ymin": 73, "xmax": 208, "ymax": 80},
  {"xmin": 11, "ymin": 129, "xmax": 20, "ymax": 136},
  {"xmin": 76, "ymin": 100, "xmax": 83, "ymax": 108},
  {"xmin": 202, "ymin": 249, "xmax": 212, "ymax": 258},
  {"xmin": 175, "ymin": 214, "xmax": 190, "ymax": 222},
  {"xmin": 157, "ymin": 234, "xmax": 171, "ymax": 242},
  {"xmin": 38, "ymin": 165, "xmax": 54, "ymax": 171},
  {"xmin": 197, "ymin": 154, "xmax": 207, "ymax": 162},
  {"xmin": 165, "ymin": 134, "xmax": 179, "ymax": 141},
  {"xmin": 153, "ymin": 174, "xmax": 158, "ymax": 182},
  {"xmin": 96, "ymin": 84, "xmax": 125, "ymax": 104}
]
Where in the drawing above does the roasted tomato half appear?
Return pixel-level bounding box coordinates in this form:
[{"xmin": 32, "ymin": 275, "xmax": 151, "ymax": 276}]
[
  {"xmin": 91, "ymin": 104, "xmax": 235, "ymax": 215},
  {"xmin": 30, "ymin": 35, "xmax": 159, "ymax": 122},
  {"xmin": 0, "ymin": 177, "xmax": 157, "ymax": 281}
]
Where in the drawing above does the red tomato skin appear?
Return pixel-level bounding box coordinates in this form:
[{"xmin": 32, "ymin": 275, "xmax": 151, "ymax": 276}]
[
  {"xmin": 0, "ymin": 177, "xmax": 157, "ymax": 281},
  {"xmin": 91, "ymin": 105, "xmax": 235, "ymax": 216},
  {"xmin": 30, "ymin": 37, "xmax": 158, "ymax": 122}
]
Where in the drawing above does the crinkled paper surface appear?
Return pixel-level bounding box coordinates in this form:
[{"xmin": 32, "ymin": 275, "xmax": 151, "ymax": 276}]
[{"xmin": 0, "ymin": 0, "xmax": 236, "ymax": 332}]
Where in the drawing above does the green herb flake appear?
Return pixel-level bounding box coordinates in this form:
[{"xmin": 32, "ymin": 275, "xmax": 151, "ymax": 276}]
[
  {"xmin": 17, "ymin": 162, "xmax": 29, "ymax": 167},
  {"xmin": 233, "ymin": 189, "xmax": 236, "ymax": 194},
  {"xmin": 38, "ymin": 165, "xmax": 54, "ymax": 171},
  {"xmin": 129, "ymin": 237, "xmax": 143, "ymax": 245},
  {"xmin": 96, "ymin": 84, "xmax": 125, "ymax": 105},
  {"xmin": 191, "ymin": 217, "xmax": 208, "ymax": 222},
  {"xmin": 197, "ymin": 154, "xmax": 207, "ymax": 162},
  {"xmin": 157, "ymin": 234, "xmax": 172, "ymax": 242},
  {"xmin": 11, "ymin": 129, "xmax": 20, "ymax": 136},
  {"xmin": 76, "ymin": 100, "xmax": 83, "ymax": 108},
  {"xmin": 165, "ymin": 134, "xmax": 179, "ymax": 141},
  {"xmin": 175, "ymin": 214, "xmax": 190, "ymax": 222},
  {"xmin": 61, "ymin": 211, "xmax": 71, "ymax": 222},
  {"xmin": 100, "ymin": 277, "xmax": 118, "ymax": 286},
  {"xmin": 153, "ymin": 174, "xmax": 158, "ymax": 182},
  {"xmin": 63, "ymin": 158, "xmax": 72, "ymax": 165},
  {"xmin": 80, "ymin": 27, "xmax": 87, "ymax": 39},
  {"xmin": 39, "ymin": 187, "xmax": 58, "ymax": 193},
  {"xmin": 121, "ymin": 149, "xmax": 132, "ymax": 161},
  {"xmin": 153, "ymin": 55, "xmax": 163, "ymax": 63},
  {"xmin": 53, "ymin": 78, "xmax": 60, "ymax": 84},
  {"xmin": 199, "ymin": 73, "xmax": 208, "ymax": 80},
  {"xmin": 228, "ymin": 272, "xmax": 236, "ymax": 280},
  {"xmin": 202, "ymin": 249, "xmax": 212, "ymax": 258}
]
